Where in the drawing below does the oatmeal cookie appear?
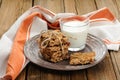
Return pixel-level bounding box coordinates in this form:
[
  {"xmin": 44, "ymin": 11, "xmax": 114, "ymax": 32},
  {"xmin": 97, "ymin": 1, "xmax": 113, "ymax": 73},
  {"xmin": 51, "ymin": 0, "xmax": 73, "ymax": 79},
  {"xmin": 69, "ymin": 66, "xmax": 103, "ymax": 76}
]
[{"xmin": 38, "ymin": 30, "xmax": 70, "ymax": 63}]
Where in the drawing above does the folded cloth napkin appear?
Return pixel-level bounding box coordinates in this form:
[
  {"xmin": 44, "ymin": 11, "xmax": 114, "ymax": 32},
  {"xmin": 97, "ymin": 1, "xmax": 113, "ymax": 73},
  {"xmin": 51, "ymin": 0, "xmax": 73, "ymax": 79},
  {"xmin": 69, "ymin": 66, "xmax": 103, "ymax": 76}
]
[{"xmin": 0, "ymin": 6, "xmax": 120, "ymax": 80}]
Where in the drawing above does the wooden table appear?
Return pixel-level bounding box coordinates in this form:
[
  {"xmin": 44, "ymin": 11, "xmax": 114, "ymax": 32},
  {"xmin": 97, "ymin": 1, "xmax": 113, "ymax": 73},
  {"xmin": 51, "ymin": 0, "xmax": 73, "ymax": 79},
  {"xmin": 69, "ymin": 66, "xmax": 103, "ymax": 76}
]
[{"xmin": 0, "ymin": 0, "xmax": 120, "ymax": 80}]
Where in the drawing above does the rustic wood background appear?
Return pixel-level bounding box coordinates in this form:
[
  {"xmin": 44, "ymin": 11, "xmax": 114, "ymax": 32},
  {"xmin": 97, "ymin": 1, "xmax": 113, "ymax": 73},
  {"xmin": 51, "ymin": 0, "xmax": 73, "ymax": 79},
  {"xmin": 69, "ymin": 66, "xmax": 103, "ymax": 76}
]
[{"xmin": 0, "ymin": 0, "xmax": 120, "ymax": 80}]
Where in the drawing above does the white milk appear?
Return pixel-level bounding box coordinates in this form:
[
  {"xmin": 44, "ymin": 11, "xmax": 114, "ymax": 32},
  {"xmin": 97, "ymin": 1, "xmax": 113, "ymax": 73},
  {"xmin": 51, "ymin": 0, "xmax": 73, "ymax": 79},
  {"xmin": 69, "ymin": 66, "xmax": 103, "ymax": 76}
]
[{"xmin": 61, "ymin": 21, "xmax": 89, "ymax": 51}]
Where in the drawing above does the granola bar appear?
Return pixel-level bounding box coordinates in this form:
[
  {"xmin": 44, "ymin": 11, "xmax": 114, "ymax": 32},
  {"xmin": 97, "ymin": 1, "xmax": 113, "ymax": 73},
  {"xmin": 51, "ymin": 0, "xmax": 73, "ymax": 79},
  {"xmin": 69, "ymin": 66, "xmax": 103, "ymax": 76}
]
[{"xmin": 70, "ymin": 52, "xmax": 95, "ymax": 65}]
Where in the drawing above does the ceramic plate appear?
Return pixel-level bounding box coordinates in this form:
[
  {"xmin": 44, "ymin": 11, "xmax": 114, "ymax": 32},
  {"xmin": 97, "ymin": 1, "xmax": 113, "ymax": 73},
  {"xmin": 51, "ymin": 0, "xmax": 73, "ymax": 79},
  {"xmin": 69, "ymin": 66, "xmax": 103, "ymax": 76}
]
[{"xmin": 24, "ymin": 34, "xmax": 107, "ymax": 70}]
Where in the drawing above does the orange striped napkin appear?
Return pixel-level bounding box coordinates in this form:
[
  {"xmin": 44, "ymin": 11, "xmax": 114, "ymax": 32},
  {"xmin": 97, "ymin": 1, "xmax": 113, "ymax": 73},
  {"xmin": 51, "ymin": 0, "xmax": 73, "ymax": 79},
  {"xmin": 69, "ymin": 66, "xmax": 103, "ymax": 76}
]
[{"xmin": 0, "ymin": 6, "xmax": 120, "ymax": 80}]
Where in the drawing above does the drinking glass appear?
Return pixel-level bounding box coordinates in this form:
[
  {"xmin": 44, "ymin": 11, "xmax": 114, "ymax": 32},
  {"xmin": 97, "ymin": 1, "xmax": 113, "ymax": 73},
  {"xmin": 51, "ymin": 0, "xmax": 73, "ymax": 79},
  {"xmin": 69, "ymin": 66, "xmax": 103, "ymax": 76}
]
[{"xmin": 60, "ymin": 16, "xmax": 89, "ymax": 51}]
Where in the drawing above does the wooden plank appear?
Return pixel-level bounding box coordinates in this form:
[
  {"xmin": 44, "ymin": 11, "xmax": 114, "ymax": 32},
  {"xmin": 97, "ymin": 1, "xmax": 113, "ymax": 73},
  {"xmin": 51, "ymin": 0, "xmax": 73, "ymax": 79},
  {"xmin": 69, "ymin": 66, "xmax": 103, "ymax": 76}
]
[
  {"xmin": 0, "ymin": 0, "xmax": 32, "ymax": 37},
  {"xmin": 110, "ymin": 51, "xmax": 120, "ymax": 80},
  {"xmin": 34, "ymin": 0, "xmax": 64, "ymax": 13},
  {"xmin": 87, "ymin": 54, "xmax": 117, "ymax": 80},
  {"xmin": 75, "ymin": 0, "xmax": 96, "ymax": 15},
  {"xmin": 64, "ymin": 0, "xmax": 77, "ymax": 13},
  {"xmin": 0, "ymin": 0, "xmax": 2, "ymax": 7},
  {"xmin": 115, "ymin": 0, "xmax": 120, "ymax": 20},
  {"xmin": 0, "ymin": 0, "xmax": 32, "ymax": 80},
  {"xmin": 69, "ymin": 70, "xmax": 87, "ymax": 80},
  {"xmin": 16, "ymin": 67, "xmax": 27, "ymax": 80},
  {"xmin": 28, "ymin": 63, "xmax": 86, "ymax": 80},
  {"xmin": 27, "ymin": 63, "xmax": 64, "ymax": 80}
]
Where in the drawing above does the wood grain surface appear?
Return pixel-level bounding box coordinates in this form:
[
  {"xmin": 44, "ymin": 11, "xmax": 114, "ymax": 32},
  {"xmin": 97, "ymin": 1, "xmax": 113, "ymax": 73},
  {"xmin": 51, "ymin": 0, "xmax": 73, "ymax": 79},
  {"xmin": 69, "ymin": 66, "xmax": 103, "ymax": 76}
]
[{"xmin": 0, "ymin": 0, "xmax": 120, "ymax": 80}]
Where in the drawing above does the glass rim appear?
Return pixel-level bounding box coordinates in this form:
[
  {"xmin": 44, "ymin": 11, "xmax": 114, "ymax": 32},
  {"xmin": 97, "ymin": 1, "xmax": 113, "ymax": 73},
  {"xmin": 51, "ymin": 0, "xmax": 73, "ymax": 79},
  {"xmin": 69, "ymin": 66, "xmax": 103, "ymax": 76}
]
[{"xmin": 60, "ymin": 17, "xmax": 90, "ymax": 27}]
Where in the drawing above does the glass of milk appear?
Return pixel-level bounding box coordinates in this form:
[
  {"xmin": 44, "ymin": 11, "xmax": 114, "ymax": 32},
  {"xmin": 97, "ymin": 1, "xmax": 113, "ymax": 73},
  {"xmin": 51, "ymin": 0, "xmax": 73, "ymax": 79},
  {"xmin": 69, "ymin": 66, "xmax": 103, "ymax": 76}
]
[{"xmin": 60, "ymin": 17, "xmax": 89, "ymax": 51}]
